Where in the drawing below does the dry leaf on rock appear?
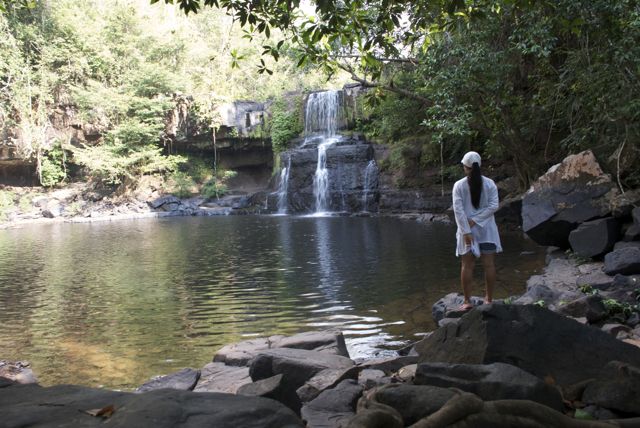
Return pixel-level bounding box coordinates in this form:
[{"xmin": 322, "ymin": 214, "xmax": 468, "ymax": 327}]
[{"xmin": 84, "ymin": 404, "xmax": 115, "ymax": 418}]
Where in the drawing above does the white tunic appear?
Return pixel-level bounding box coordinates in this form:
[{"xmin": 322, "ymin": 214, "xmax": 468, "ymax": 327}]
[{"xmin": 452, "ymin": 175, "xmax": 502, "ymax": 257}]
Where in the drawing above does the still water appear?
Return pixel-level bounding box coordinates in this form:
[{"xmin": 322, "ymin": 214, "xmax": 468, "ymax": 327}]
[{"xmin": 0, "ymin": 215, "xmax": 545, "ymax": 389}]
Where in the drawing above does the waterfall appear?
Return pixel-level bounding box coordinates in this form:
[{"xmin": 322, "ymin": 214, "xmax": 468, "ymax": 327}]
[
  {"xmin": 305, "ymin": 91, "xmax": 340, "ymax": 138},
  {"xmin": 313, "ymin": 141, "xmax": 333, "ymax": 213},
  {"xmin": 362, "ymin": 160, "xmax": 377, "ymax": 212},
  {"xmin": 277, "ymin": 155, "xmax": 291, "ymax": 214},
  {"xmin": 307, "ymin": 91, "xmax": 340, "ymax": 213}
]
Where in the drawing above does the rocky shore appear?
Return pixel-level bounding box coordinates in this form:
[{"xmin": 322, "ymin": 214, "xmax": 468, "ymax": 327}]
[{"xmin": 2, "ymin": 150, "xmax": 640, "ymax": 427}]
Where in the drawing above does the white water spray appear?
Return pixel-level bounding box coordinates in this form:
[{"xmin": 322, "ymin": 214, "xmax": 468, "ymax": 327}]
[{"xmin": 307, "ymin": 91, "xmax": 340, "ymax": 213}]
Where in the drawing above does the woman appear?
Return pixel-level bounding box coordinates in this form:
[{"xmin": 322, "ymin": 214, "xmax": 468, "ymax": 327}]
[{"xmin": 452, "ymin": 151, "xmax": 502, "ymax": 311}]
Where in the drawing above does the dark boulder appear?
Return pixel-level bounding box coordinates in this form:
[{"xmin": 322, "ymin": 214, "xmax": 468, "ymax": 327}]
[
  {"xmin": 249, "ymin": 348, "xmax": 354, "ymax": 413},
  {"xmin": 413, "ymin": 362, "xmax": 564, "ymax": 411},
  {"xmin": 494, "ymin": 195, "xmax": 522, "ymax": 225},
  {"xmin": 604, "ymin": 247, "xmax": 640, "ymax": 275},
  {"xmin": 623, "ymin": 224, "xmax": 640, "ymax": 241},
  {"xmin": 0, "ymin": 383, "xmax": 304, "ymax": 428},
  {"xmin": 522, "ymin": 150, "xmax": 618, "ymax": 247},
  {"xmin": 568, "ymin": 217, "xmax": 620, "ymax": 259},
  {"xmin": 373, "ymin": 384, "xmax": 456, "ymax": 425},
  {"xmin": 136, "ymin": 368, "xmax": 200, "ymax": 392},
  {"xmin": 300, "ymin": 379, "xmax": 362, "ymax": 428},
  {"xmin": 236, "ymin": 374, "xmax": 285, "ymax": 401},
  {"xmin": 296, "ymin": 366, "xmax": 360, "ymax": 403},
  {"xmin": 557, "ymin": 294, "xmax": 608, "ymax": 323},
  {"xmin": 149, "ymin": 195, "xmax": 181, "ymax": 209},
  {"xmin": 583, "ymin": 361, "xmax": 640, "ymax": 416},
  {"xmin": 414, "ymin": 304, "xmax": 640, "ymax": 387}
]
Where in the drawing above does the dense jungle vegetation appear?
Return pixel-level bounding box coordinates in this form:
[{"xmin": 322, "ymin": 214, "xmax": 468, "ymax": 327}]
[
  {"xmin": 0, "ymin": 0, "xmax": 338, "ymax": 191},
  {"xmin": 1, "ymin": 0, "xmax": 639, "ymax": 192}
]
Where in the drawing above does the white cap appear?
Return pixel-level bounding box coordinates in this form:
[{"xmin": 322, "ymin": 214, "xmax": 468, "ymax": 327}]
[{"xmin": 461, "ymin": 151, "xmax": 481, "ymax": 168}]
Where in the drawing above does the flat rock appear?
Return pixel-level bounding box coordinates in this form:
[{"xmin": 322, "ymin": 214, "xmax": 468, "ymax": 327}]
[
  {"xmin": 300, "ymin": 379, "xmax": 362, "ymax": 428},
  {"xmin": 0, "ymin": 383, "xmax": 304, "ymax": 428},
  {"xmin": 413, "ymin": 362, "xmax": 564, "ymax": 411},
  {"xmin": 414, "ymin": 304, "xmax": 640, "ymax": 387},
  {"xmin": 193, "ymin": 362, "xmax": 251, "ymax": 394},
  {"xmin": 136, "ymin": 368, "xmax": 200, "ymax": 392},
  {"xmin": 214, "ymin": 330, "xmax": 349, "ymax": 366},
  {"xmin": 357, "ymin": 356, "xmax": 419, "ymax": 375}
]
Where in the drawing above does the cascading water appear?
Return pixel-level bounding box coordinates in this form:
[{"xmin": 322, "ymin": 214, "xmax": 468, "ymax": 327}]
[
  {"xmin": 276, "ymin": 155, "xmax": 291, "ymax": 214},
  {"xmin": 362, "ymin": 160, "xmax": 377, "ymax": 212},
  {"xmin": 307, "ymin": 91, "xmax": 340, "ymax": 214}
]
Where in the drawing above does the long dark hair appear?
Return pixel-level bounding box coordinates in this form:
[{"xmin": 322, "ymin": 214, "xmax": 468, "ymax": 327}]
[{"xmin": 467, "ymin": 162, "xmax": 482, "ymax": 209}]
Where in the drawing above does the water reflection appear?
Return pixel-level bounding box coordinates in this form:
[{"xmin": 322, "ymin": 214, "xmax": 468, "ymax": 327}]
[{"xmin": 0, "ymin": 216, "xmax": 545, "ymax": 388}]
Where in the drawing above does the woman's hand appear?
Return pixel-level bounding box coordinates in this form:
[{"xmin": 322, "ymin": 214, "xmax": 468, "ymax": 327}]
[
  {"xmin": 464, "ymin": 233, "xmax": 473, "ymax": 247},
  {"xmin": 468, "ymin": 219, "xmax": 476, "ymax": 228}
]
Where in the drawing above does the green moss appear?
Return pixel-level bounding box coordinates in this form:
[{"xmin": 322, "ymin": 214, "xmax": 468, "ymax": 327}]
[{"xmin": 269, "ymin": 95, "xmax": 303, "ymax": 153}]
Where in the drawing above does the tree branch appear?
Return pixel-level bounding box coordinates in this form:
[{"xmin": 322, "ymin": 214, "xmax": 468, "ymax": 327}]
[{"xmin": 336, "ymin": 63, "xmax": 431, "ymax": 105}]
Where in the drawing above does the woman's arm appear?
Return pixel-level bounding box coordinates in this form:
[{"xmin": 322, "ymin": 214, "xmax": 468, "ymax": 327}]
[{"xmin": 452, "ymin": 181, "xmax": 472, "ymax": 235}]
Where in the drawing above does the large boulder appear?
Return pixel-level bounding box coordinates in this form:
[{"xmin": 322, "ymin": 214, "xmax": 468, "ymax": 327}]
[
  {"xmin": 568, "ymin": 217, "xmax": 620, "ymax": 259},
  {"xmin": 371, "ymin": 384, "xmax": 456, "ymax": 426},
  {"xmin": 522, "ymin": 150, "xmax": 618, "ymax": 247},
  {"xmin": 249, "ymin": 348, "xmax": 354, "ymax": 413},
  {"xmin": 213, "ymin": 330, "xmax": 350, "ymax": 366},
  {"xmin": 0, "ymin": 383, "xmax": 304, "ymax": 428},
  {"xmin": 604, "ymin": 247, "xmax": 640, "ymax": 275},
  {"xmin": 414, "ymin": 304, "xmax": 640, "ymax": 387},
  {"xmin": 413, "ymin": 362, "xmax": 564, "ymax": 411}
]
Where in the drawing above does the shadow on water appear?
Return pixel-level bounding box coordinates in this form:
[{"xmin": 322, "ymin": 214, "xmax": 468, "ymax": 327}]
[{"xmin": 0, "ymin": 215, "xmax": 545, "ymax": 388}]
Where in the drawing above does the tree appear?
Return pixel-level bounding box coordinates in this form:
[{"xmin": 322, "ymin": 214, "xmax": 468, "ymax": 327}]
[{"xmin": 158, "ymin": 0, "xmax": 640, "ymax": 189}]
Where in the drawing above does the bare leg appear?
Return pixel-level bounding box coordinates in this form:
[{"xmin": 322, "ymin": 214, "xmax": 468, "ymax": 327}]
[
  {"xmin": 481, "ymin": 253, "xmax": 496, "ymax": 303},
  {"xmin": 460, "ymin": 253, "xmax": 475, "ymax": 307}
]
